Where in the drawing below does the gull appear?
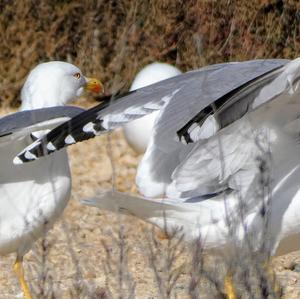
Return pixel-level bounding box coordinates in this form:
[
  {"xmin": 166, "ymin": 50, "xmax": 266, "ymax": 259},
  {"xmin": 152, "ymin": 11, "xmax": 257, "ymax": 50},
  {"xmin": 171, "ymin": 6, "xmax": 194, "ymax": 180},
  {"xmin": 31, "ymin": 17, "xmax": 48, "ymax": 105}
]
[
  {"xmin": 15, "ymin": 57, "xmax": 300, "ymax": 253},
  {"xmin": 17, "ymin": 57, "xmax": 300, "ymax": 297},
  {"xmin": 0, "ymin": 61, "xmax": 102, "ymax": 299},
  {"xmin": 123, "ymin": 62, "xmax": 181, "ymax": 153},
  {"xmin": 16, "ymin": 58, "xmax": 300, "ymax": 250}
]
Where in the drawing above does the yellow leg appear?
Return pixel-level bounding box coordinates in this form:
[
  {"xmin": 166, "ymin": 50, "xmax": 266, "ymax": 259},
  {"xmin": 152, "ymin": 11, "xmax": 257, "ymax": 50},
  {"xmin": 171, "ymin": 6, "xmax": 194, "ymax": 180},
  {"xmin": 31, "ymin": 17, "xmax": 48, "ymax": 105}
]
[
  {"xmin": 264, "ymin": 262, "xmax": 282, "ymax": 297},
  {"xmin": 224, "ymin": 272, "xmax": 237, "ymax": 299},
  {"xmin": 13, "ymin": 257, "xmax": 33, "ymax": 299},
  {"xmin": 156, "ymin": 227, "xmax": 170, "ymax": 240}
]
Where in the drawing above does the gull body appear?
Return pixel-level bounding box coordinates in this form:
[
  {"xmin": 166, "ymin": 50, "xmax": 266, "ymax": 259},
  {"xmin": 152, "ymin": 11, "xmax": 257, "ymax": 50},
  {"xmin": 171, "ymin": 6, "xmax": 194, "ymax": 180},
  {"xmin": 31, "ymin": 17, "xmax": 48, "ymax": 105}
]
[
  {"xmin": 123, "ymin": 62, "xmax": 181, "ymax": 153},
  {"xmin": 0, "ymin": 61, "xmax": 102, "ymax": 298},
  {"xmin": 86, "ymin": 75, "xmax": 300, "ymax": 255},
  {"xmin": 0, "ymin": 62, "xmax": 83, "ymax": 256},
  {"xmin": 0, "ymin": 139, "xmax": 70, "ymax": 256}
]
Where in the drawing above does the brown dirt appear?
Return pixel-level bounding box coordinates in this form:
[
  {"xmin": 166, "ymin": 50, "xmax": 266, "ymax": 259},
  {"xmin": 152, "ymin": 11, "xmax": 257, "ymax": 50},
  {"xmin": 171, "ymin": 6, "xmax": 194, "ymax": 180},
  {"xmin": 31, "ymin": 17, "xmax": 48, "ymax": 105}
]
[{"xmin": 1, "ymin": 105, "xmax": 300, "ymax": 298}]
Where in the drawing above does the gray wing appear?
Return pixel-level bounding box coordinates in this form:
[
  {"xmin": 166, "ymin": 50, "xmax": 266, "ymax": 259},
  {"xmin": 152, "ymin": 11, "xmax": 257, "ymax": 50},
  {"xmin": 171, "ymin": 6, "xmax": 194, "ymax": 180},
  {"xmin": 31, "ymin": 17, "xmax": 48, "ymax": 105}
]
[
  {"xmin": 0, "ymin": 106, "xmax": 85, "ymax": 144},
  {"xmin": 97, "ymin": 59, "xmax": 288, "ymax": 131},
  {"xmin": 15, "ymin": 59, "xmax": 288, "ymax": 164},
  {"xmin": 168, "ymin": 57, "xmax": 300, "ymax": 199},
  {"xmin": 136, "ymin": 59, "xmax": 289, "ymax": 196}
]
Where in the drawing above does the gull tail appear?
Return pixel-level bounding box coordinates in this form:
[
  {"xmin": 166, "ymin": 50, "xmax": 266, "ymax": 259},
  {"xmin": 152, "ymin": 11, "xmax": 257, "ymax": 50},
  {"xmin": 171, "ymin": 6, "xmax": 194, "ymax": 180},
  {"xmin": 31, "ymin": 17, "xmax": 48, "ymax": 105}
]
[
  {"xmin": 81, "ymin": 190, "xmax": 221, "ymax": 242},
  {"xmin": 81, "ymin": 190, "xmax": 182, "ymax": 221}
]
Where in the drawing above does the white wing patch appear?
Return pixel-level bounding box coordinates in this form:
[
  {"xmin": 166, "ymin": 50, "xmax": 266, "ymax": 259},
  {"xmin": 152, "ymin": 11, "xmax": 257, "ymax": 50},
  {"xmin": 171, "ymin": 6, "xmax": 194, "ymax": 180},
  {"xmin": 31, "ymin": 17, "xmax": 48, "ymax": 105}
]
[
  {"xmin": 47, "ymin": 142, "xmax": 57, "ymax": 151},
  {"xmin": 188, "ymin": 115, "xmax": 220, "ymax": 142},
  {"xmin": 24, "ymin": 150, "xmax": 37, "ymax": 160},
  {"xmin": 13, "ymin": 139, "xmax": 42, "ymax": 164},
  {"xmin": 64, "ymin": 134, "xmax": 76, "ymax": 145},
  {"xmin": 82, "ymin": 122, "xmax": 102, "ymax": 135}
]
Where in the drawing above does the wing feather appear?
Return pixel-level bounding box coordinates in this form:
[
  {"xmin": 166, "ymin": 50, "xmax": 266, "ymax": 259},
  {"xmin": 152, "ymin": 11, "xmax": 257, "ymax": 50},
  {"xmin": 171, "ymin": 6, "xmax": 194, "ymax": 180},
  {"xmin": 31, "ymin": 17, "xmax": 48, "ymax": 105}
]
[{"xmin": 16, "ymin": 59, "xmax": 288, "ymax": 163}]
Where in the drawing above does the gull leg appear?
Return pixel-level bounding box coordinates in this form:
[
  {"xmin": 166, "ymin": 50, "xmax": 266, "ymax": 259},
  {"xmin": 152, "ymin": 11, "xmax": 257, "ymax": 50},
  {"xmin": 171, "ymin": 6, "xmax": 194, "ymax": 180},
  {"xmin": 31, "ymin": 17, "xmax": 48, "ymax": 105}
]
[
  {"xmin": 224, "ymin": 272, "xmax": 237, "ymax": 299},
  {"xmin": 156, "ymin": 228, "xmax": 170, "ymax": 240},
  {"xmin": 261, "ymin": 261, "xmax": 282, "ymax": 298},
  {"xmin": 13, "ymin": 256, "xmax": 33, "ymax": 299},
  {"xmin": 130, "ymin": 183, "xmax": 138, "ymax": 194}
]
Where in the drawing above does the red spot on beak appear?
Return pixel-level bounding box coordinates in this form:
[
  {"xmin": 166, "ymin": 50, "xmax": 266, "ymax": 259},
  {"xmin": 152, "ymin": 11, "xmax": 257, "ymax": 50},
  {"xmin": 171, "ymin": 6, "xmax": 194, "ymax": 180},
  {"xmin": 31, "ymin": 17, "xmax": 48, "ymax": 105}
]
[{"xmin": 85, "ymin": 78, "xmax": 104, "ymax": 94}]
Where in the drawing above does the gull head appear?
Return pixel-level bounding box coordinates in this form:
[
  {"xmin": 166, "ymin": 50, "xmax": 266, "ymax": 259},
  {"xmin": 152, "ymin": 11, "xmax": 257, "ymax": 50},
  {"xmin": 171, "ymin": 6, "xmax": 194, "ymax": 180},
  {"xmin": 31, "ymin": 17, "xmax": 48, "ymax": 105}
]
[{"xmin": 21, "ymin": 61, "xmax": 103, "ymax": 111}]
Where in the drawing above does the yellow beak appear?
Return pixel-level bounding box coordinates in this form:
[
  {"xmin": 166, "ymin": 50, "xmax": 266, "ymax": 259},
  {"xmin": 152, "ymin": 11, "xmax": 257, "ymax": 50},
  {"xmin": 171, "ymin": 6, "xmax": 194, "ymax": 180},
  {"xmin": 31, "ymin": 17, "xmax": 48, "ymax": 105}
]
[{"xmin": 85, "ymin": 77, "xmax": 104, "ymax": 94}]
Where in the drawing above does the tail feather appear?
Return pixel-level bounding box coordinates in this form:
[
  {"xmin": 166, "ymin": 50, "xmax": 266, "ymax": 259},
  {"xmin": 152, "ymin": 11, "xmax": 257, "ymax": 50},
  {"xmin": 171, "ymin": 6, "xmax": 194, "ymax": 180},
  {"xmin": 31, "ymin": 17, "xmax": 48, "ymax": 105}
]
[
  {"xmin": 81, "ymin": 191, "xmax": 226, "ymax": 238},
  {"xmin": 81, "ymin": 190, "xmax": 181, "ymax": 221}
]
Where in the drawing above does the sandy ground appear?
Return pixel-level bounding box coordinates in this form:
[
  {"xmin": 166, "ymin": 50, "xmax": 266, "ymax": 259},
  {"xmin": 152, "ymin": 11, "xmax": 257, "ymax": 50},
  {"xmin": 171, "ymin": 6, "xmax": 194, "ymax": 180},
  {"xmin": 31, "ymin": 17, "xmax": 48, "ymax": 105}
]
[{"xmin": 1, "ymin": 107, "xmax": 300, "ymax": 298}]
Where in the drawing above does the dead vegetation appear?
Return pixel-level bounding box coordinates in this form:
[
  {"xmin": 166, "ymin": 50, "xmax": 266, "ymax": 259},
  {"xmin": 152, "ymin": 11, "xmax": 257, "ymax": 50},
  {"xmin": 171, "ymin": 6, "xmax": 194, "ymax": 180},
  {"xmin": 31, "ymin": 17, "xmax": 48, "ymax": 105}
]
[
  {"xmin": 1, "ymin": 0, "xmax": 300, "ymax": 107},
  {"xmin": 1, "ymin": 0, "xmax": 300, "ymax": 298}
]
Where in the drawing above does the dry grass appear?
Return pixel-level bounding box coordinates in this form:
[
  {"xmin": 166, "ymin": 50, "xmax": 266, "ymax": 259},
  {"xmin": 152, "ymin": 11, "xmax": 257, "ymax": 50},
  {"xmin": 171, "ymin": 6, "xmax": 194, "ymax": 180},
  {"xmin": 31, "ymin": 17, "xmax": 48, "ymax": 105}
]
[
  {"xmin": 1, "ymin": 0, "xmax": 300, "ymax": 107},
  {"xmin": 1, "ymin": 1, "xmax": 300, "ymax": 298}
]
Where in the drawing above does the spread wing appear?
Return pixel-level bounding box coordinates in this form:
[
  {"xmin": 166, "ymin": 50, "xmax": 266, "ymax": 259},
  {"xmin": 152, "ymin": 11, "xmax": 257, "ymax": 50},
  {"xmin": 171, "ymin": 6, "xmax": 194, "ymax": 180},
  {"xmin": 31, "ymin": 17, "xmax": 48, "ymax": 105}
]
[
  {"xmin": 168, "ymin": 57, "xmax": 300, "ymax": 199},
  {"xmin": 15, "ymin": 59, "xmax": 288, "ymax": 165},
  {"xmin": 136, "ymin": 59, "xmax": 288, "ymax": 196}
]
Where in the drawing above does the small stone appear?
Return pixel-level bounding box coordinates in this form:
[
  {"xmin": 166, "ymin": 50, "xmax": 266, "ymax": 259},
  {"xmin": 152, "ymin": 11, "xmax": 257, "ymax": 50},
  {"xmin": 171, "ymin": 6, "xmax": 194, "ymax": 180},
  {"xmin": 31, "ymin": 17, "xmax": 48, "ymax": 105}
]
[
  {"xmin": 293, "ymin": 264, "xmax": 300, "ymax": 272},
  {"xmin": 288, "ymin": 278, "xmax": 297, "ymax": 285}
]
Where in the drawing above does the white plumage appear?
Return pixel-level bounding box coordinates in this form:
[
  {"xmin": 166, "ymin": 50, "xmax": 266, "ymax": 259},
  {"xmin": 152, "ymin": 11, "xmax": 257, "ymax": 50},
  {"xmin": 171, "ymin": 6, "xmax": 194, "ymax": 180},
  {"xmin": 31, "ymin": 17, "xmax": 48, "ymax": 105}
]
[
  {"xmin": 0, "ymin": 61, "xmax": 102, "ymax": 299},
  {"xmin": 16, "ymin": 58, "xmax": 300, "ymax": 256},
  {"xmin": 123, "ymin": 62, "xmax": 181, "ymax": 153},
  {"xmin": 89, "ymin": 58, "xmax": 300, "ymax": 255}
]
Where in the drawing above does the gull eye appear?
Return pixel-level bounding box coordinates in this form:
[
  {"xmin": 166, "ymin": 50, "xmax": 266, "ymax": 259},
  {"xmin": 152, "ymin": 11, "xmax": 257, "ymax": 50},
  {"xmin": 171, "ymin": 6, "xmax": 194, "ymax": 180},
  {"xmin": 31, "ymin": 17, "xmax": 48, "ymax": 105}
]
[{"xmin": 73, "ymin": 72, "xmax": 81, "ymax": 79}]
